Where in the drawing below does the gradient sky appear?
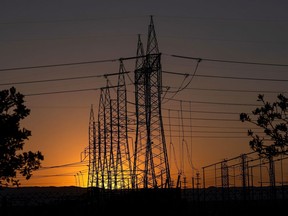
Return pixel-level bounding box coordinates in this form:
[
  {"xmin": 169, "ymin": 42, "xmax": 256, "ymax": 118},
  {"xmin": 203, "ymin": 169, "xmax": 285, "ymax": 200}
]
[{"xmin": 1, "ymin": 0, "xmax": 288, "ymax": 187}]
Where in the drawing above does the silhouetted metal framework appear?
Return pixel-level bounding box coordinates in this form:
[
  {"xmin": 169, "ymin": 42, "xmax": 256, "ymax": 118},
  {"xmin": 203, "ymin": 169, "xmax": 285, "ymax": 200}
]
[
  {"xmin": 240, "ymin": 154, "xmax": 249, "ymax": 189},
  {"xmin": 97, "ymin": 83, "xmax": 112, "ymax": 189},
  {"xmin": 221, "ymin": 159, "xmax": 230, "ymax": 200},
  {"xmin": 87, "ymin": 16, "xmax": 170, "ymax": 190},
  {"xmin": 132, "ymin": 16, "xmax": 171, "ymax": 189},
  {"xmin": 113, "ymin": 61, "xmax": 132, "ymax": 189},
  {"xmin": 201, "ymin": 151, "xmax": 288, "ymax": 201},
  {"xmin": 87, "ymin": 105, "xmax": 97, "ymax": 188},
  {"xmin": 89, "ymin": 62, "xmax": 132, "ymax": 190},
  {"xmin": 221, "ymin": 160, "xmax": 229, "ymax": 188}
]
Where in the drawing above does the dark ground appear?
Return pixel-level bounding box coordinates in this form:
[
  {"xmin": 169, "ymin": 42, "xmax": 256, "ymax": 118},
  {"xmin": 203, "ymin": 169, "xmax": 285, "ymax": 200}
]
[{"xmin": 0, "ymin": 187, "xmax": 286, "ymax": 215}]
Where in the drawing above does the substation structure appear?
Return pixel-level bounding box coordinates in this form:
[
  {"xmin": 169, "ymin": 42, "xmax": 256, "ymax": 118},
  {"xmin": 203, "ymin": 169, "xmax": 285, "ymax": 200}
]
[
  {"xmin": 183, "ymin": 151, "xmax": 288, "ymax": 202},
  {"xmin": 82, "ymin": 16, "xmax": 171, "ymax": 190}
]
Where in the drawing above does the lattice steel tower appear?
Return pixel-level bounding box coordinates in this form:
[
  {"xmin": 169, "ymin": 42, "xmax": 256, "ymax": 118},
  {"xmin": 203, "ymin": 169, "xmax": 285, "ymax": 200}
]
[
  {"xmin": 97, "ymin": 83, "xmax": 112, "ymax": 189},
  {"xmin": 113, "ymin": 61, "xmax": 132, "ymax": 189},
  {"xmin": 132, "ymin": 16, "xmax": 171, "ymax": 189},
  {"xmin": 87, "ymin": 62, "xmax": 132, "ymax": 189},
  {"xmin": 87, "ymin": 105, "xmax": 97, "ymax": 188}
]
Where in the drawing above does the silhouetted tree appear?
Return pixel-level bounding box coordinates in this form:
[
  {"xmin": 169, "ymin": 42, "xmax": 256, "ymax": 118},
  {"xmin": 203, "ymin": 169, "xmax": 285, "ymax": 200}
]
[
  {"xmin": 240, "ymin": 94, "xmax": 288, "ymax": 158},
  {"xmin": 0, "ymin": 87, "xmax": 44, "ymax": 187}
]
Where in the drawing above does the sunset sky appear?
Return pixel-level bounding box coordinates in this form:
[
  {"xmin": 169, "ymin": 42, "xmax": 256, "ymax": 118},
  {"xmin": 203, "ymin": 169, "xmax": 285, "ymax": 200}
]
[{"xmin": 1, "ymin": 0, "xmax": 288, "ymax": 187}]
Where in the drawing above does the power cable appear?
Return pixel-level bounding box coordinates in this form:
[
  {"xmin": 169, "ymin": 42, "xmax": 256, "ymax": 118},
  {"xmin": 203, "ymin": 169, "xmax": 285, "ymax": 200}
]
[
  {"xmin": 162, "ymin": 59, "xmax": 201, "ymax": 103},
  {"xmin": 26, "ymin": 88, "xmax": 101, "ymax": 96},
  {"xmin": 173, "ymin": 87, "xmax": 287, "ymax": 94},
  {"xmin": 0, "ymin": 50, "xmax": 286, "ymax": 73},
  {"xmin": 0, "ymin": 59, "xmax": 118, "ymax": 72},
  {"xmin": 167, "ymin": 54, "xmax": 288, "ymax": 67},
  {"xmin": 40, "ymin": 161, "xmax": 88, "ymax": 170},
  {"xmin": 0, "ymin": 74, "xmax": 106, "ymax": 86},
  {"xmin": 163, "ymin": 70, "xmax": 288, "ymax": 82},
  {"xmin": 163, "ymin": 107, "xmax": 245, "ymax": 115},
  {"xmin": 196, "ymin": 74, "xmax": 288, "ymax": 82},
  {"xmin": 166, "ymin": 97, "xmax": 259, "ymax": 106}
]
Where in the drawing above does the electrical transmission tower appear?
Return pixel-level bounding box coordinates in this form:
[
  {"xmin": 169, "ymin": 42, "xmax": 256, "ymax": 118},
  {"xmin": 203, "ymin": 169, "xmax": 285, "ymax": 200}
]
[
  {"xmin": 96, "ymin": 83, "xmax": 112, "ymax": 189},
  {"xmin": 87, "ymin": 16, "xmax": 170, "ymax": 190},
  {"xmin": 132, "ymin": 16, "xmax": 171, "ymax": 189},
  {"xmin": 113, "ymin": 60, "xmax": 132, "ymax": 189},
  {"xmin": 87, "ymin": 62, "xmax": 132, "ymax": 189},
  {"xmin": 87, "ymin": 105, "xmax": 97, "ymax": 188}
]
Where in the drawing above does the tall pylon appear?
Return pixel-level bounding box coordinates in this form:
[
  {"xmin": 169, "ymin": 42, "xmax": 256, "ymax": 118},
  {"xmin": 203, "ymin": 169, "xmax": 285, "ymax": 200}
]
[
  {"xmin": 87, "ymin": 105, "xmax": 97, "ymax": 188},
  {"xmin": 133, "ymin": 16, "xmax": 171, "ymax": 189},
  {"xmin": 113, "ymin": 60, "xmax": 132, "ymax": 189},
  {"xmin": 89, "ymin": 62, "xmax": 132, "ymax": 190},
  {"xmin": 97, "ymin": 82, "xmax": 112, "ymax": 189}
]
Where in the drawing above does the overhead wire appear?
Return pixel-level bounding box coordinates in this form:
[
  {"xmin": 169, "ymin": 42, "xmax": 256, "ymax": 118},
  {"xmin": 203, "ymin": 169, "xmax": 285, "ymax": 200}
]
[
  {"xmin": 1, "ymin": 53, "xmax": 286, "ymax": 98},
  {"xmin": 40, "ymin": 161, "xmax": 88, "ymax": 170},
  {"xmin": 165, "ymin": 97, "xmax": 259, "ymax": 106},
  {"xmin": 166, "ymin": 53, "xmax": 288, "ymax": 67},
  {"xmin": 2, "ymin": 70, "xmax": 131, "ymax": 87},
  {"xmin": 5, "ymin": 15, "xmax": 287, "ymax": 186},
  {"xmin": 26, "ymin": 88, "xmax": 101, "ymax": 96},
  {"xmin": 0, "ymin": 58, "xmax": 118, "ymax": 72},
  {"xmin": 162, "ymin": 107, "xmax": 247, "ymax": 115},
  {"xmin": 168, "ymin": 109, "xmax": 180, "ymax": 173},
  {"xmin": 163, "ymin": 71, "xmax": 288, "ymax": 82},
  {"xmin": 172, "ymin": 87, "xmax": 287, "ymax": 94},
  {"xmin": 4, "ymin": 52, "xmax": 284, "ymax": 174},
  {"xmin": 162, "ymin": 59, "xmax": 201, "ymax": 103}
]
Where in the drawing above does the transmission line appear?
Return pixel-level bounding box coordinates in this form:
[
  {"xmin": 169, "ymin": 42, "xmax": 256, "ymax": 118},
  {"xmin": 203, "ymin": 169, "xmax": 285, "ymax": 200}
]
[
  {"xmin": 0, "ymin": 59, "xmax": 118, "ymax": 72},
  {"xmin": 167, "ymin": 54, "xmax": 288, "ymax": 67},
  {"xmin": 26, "ymin": 88, "xmax": 101, "ymax": 96},
  {"xmin": 163, "ymin": 70, "xmax": 288, "ymax": 82}
]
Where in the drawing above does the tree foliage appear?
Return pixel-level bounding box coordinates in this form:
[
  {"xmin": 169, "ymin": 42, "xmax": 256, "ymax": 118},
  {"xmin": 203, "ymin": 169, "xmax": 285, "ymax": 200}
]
[
  {"xmin": 240, "ymin": 94, "xmax": 288, "ymax": 158},
  {"xmin": 0, "ymin": 87, "xmax": 44, "ymax": 187}
]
